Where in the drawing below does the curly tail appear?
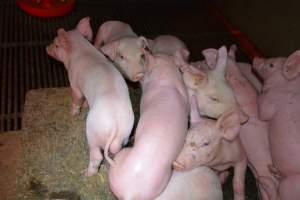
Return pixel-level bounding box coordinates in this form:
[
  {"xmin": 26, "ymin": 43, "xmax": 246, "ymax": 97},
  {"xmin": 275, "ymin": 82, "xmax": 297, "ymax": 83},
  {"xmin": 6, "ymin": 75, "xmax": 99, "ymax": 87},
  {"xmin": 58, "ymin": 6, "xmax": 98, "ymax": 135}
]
[{"xmin": 104, "ymin": 132, "xmax": 117, "ymax": 166}]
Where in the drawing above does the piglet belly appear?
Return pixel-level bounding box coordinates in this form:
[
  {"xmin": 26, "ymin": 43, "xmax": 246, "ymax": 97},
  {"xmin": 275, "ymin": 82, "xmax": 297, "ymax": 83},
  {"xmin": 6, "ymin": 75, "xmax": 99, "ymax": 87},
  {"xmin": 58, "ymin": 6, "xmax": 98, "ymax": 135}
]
[{"xmin": 269, "ymin": 107, "xmax": 300, "ymax": 175}]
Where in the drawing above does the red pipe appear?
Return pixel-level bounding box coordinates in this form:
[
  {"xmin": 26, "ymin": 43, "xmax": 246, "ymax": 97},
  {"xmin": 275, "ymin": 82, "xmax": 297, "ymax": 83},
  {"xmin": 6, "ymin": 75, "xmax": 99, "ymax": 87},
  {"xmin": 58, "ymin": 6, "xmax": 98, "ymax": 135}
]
[{"xmin": 208, "ymin": 6, "xmax": 264, "ymax": 60}]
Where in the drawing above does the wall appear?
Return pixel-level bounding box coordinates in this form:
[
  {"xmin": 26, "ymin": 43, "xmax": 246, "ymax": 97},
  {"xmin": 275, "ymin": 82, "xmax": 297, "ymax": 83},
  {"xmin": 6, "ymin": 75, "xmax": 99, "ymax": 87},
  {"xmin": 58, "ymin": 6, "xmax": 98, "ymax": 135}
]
[{"xmin": 218, "ymin": 0, "xmax": 300, "ymax": 57}]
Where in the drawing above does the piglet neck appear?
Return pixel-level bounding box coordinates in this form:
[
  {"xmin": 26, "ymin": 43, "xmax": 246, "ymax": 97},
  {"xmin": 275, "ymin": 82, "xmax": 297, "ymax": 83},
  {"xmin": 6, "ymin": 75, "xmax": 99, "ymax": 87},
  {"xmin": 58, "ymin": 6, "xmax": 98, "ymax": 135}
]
[{"xmin": 262, "ymin": 72, "xmax": 287, "ymax": 93}]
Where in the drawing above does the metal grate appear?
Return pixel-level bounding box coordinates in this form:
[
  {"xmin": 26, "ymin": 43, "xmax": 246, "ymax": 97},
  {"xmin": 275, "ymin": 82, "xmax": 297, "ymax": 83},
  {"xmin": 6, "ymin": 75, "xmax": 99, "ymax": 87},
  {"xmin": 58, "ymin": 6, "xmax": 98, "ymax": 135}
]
[{"xmin": 0, "ymin": 0, "xmax": 241, "ymax": 133}]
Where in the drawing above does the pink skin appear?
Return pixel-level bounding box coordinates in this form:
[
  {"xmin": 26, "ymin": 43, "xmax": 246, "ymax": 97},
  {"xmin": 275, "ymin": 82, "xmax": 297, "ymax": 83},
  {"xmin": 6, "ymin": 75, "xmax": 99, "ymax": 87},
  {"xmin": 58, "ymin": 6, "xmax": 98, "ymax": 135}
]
[
  {"xmin": 100, "ymin": 36, "xmax": 150, "ymax": 82},
  {"xmin": 177, "ymin": 46, "xmax": 248, "ymax": 122},
  {"xmin": 151, "ymin": 35, "xmax": 190, "ymax": 62},
  {"xmin": 203, "ymin": 45, "xmax": 280, "ymax": 200},
  {"xmin": 237, "ymin": 62, "xmax": 263, "ymax": 93},
  {"xmin": 253, "ymin": 51, "xmax": 300, "ymax": 200},
  {"xmin": 46, "ymin": 17, "xmax": 134, "ymax": 177},
  {"xmin": 155, "ymin": 167, "xmax": 223, "ymax": 200},
  {"xmin": 173, "ymin": 99, "xmax": 247, "ymax": 200},
  {"xmin": 94, "ymin": 20, "xmax": 151, "ymax": 81},
  {"xmin": 108, "ymin": 51, "xmax": 189, "ymax": 200},
  {"xmin": 94, "ymin": 20, "xmax": 137, "ymax": 49}
]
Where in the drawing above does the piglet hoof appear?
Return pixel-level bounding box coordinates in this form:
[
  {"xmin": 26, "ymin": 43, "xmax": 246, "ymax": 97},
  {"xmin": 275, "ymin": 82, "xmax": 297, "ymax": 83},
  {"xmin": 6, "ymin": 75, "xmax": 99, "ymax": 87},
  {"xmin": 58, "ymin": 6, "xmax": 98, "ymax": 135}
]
[
  {"xmin": 82, "ymin": 100, "xmax": 89, "ymax": 109},
  {"xmin": 82, "ymin": 168, "xmax": 98, "ymax": 177},
  {"xmin": 172, "ymin": 161, "xmax": 185, "ymax": 171},
  {"xmin": 70, "ymin": 105, "xmax": 81, "ymax": 116}
]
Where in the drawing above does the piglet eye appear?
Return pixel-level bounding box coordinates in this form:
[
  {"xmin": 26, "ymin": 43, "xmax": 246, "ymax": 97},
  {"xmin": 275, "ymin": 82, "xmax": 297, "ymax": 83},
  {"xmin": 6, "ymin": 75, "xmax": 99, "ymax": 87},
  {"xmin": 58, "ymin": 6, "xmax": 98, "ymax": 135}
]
[
  {"xmin": 141, "ymin": 53, "xmax": 145, "ymax": 60},
  {"xmin": 202, "ymin": 141, "xmax": 210, "ymax": 147},
  {"xmin": 210, "ymin": 96, "xmax": 219, "ymax": 102},
  {"xmin": 269, "ymin": 63, "xmax": 274, "ymax": 68},
  {"xmin": 118, "ymin": 53, "xmax": 125, "ymax": 59}
]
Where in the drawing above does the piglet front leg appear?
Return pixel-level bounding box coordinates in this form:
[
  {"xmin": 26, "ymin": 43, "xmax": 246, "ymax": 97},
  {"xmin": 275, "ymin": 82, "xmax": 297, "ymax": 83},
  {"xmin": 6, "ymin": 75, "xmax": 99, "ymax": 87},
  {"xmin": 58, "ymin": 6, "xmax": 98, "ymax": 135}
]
[
  {"xmin": 233, "ymin": 158, "xmax": 247, "ymax": 200},
  {"xmin": 70, "ymin": 88, "xmax": 85, "ymax": 116}
]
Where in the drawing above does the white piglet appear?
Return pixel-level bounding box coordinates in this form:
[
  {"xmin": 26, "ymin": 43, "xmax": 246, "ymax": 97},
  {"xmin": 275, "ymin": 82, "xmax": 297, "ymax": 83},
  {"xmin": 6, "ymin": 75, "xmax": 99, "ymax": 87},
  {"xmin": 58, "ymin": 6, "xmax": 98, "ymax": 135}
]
[{"xmin": 46, "ymin": 17, "xmax": 134, "ymax": 176}]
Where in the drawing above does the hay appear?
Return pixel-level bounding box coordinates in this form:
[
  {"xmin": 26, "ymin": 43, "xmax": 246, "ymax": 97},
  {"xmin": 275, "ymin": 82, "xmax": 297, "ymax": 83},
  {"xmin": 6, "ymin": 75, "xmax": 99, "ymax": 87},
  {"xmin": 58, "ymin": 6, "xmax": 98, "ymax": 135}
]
[
  {"xmin": 12, "ymin": 84, "xmax": 258, "ymax": 200},
  {"xmin": 15, "ymin": 86, "xmax": 141, "ymax": 200}
]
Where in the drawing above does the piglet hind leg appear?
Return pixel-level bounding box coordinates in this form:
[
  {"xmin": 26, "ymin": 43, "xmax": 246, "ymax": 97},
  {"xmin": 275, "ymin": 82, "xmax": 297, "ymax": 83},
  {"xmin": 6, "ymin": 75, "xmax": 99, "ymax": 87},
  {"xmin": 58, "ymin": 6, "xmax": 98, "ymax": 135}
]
[
  {"xmin": 84, "ymin": 145, "xmax": 103, "ymax": 177},
  {"xmin": 84, "ymin": 119, "xmax": 105, "ymax": 177}
]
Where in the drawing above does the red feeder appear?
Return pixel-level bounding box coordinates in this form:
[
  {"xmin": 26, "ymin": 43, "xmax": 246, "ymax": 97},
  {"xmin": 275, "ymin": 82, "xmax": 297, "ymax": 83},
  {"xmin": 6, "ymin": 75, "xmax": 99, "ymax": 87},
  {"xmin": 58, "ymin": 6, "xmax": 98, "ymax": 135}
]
[{"xmin": 17, "ymin": 0, "xmax": 75, "ymax": 18}]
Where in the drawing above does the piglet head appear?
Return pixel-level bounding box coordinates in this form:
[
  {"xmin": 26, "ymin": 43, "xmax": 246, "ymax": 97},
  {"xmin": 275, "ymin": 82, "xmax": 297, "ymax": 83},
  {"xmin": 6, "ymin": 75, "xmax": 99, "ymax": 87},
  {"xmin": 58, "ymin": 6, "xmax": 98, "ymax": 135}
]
[
  {"xmin": 173, "ymin": 108, "xmax": 242, "ymax": 171},
  {"xmin": 185, "ymin": 46, "xmax": 238, "ymax": 119},
  {"xmin": 101, "ymin": 36, "xmax": 149, "ymax": 82},
  {"xmin": 253, "ymin": 49, "xmax": 300, "ymax": 81},
  {"xmin": 46, "ymin": 17, "xmax": 93, "ymax": 69},
  {"xmin": 253, "ymin": 57, "xmax": 286, "ymax": 82},
  {"xmin": 46, "ymin": 28, "xmax": 71, "ymax": 67}
]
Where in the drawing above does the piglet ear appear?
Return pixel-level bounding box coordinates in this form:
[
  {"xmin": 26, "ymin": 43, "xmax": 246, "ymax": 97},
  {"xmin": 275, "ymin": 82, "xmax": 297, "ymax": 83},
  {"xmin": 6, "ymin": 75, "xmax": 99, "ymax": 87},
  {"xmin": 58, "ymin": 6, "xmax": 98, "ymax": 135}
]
[
  {"xmin": 228, "ymin": 44, "xmax": 237, "ymax": 60},
  {"xmin": 57, "ymin": 28, "xmax": 66, "ymax": 36},
  {"xmin": 202, "ymin": 48, "xmax": 218, "ymax": 69},
  {"xmin": 216, "ymin": 109, "xmax": 241, "ymax": 141},
  {"xmin": 282, "ymin": 50, "xmax": 300, "ymax": 80},
  {"xmin": 176, "ymin": 48, "xmax": 190, "ymax": 62},
  {"xmin": 100, "ymin": 41, "xmax": 119, "ymax": 60},
  {"xmin": 138, "ymin": 36, "xmax": 150, "ymax": 50},
  {"xmin": 183, "ymin": 69, "xmax": 208, "ymax": 90},
  {"xmin": 143, "ymin": 48, "xmax": 156, "ymax": 71},
  {"xmin": 174, "ymin": 48, "xmax": 190, "ymax": 71},
  {"xmin": 76, "ymin": 17, "xmax": 93, "ymax": 42},
  {"xmin": 214, "ymin": 46, "xmax": 228, "ymax": 75},
  {"xmin": 56, "ymin": 28, "xmax": 70, "ymax": 51},
  {"xmin": 146, "ymin": 38, "xmax": 154, "ymax": 50}
]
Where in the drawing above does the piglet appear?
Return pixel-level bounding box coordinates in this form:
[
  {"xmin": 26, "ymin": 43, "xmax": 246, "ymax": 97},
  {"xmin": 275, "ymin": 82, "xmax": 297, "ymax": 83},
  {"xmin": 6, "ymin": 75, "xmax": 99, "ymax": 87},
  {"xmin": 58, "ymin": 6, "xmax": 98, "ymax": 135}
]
[
  {"xmin": 156, "ymin": 166, "xmax": 223, "ymax": 200},
  {"xmin": 253, "ymin": 51, "xmax": 300, "ymax": 200},
  {"xmin": 108, "ymin": 51, "xmax": 189, "ymax": 200},
  {"xmin": 94, "ymin": 20, "xmax": 137, "ymax": 49},
  {"xmin": 46, "ymin": 17, "xmax": 134, "ymax": 176},
  {"xmin": 202, "ymin": 45, "xmax": 279, "ymax": 200},
  {"xmin": 96, "ymin": 21, "xmax": 151, "ymax": 82},
  {"xmin": 173, "ymin": 96, "xmax": 247, "ymax": 200},
  {"xmin": 177, "ymin": 46, "xmax": 247, "ymax": 121},
  {"xmin": 151, "ymin": 35, "xmax": 190, "ymax": 62}
]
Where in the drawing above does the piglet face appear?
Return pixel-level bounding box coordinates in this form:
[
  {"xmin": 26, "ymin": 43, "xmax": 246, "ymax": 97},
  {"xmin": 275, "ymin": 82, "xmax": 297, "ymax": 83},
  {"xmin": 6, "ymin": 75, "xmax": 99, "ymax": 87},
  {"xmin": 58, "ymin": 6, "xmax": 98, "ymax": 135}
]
[
  {"xmin": 174, "ymin": 109, "xmax": 241, "ymax": 171},
  {"xmin": 195, "ymin": 72, "xmax": 237, "ymax": 119},
  {"xmin": 101, "ymin": 36, "xmax": 149, "ymax": 82},
  {"xmin": 46, "ymin": 29, "xmax": 70, "ymax": 64},
  {"xmin": 184, "ymin": 46, "xmax": 237, "ymax": 119},
  {"xmin": 173, "ymin": 120, "xmax": 221, "ymax": 171},
  {"xmin": 253, "ymin": 57, "xmax": 285, "ymax": 80},
  {"xmin": 183, "ymin": 67, "xmax": 237, "ymax": 119}
]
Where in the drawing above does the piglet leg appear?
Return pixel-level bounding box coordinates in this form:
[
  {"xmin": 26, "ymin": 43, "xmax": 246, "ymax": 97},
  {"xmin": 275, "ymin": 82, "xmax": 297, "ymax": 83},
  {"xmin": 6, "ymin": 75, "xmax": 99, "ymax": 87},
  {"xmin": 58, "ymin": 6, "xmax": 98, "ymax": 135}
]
[
  {"xmin": 85, "ymin": 145, "xmax": 103, "ymax": 177},
  {"xmin": 233, "ymin": 159, "xmax": 247, "ymax": 200},
  {"xmin": 70, "ymin": 88, "xmax": 85, "ymax": 116}
]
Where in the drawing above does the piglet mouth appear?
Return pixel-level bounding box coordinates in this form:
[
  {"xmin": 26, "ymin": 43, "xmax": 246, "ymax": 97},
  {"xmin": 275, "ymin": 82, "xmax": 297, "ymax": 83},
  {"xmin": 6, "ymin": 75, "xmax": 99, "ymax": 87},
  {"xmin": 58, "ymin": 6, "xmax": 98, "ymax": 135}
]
[{"xmin": 172, "ymin": 161, "xmax": 186, "ymax": 171}]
